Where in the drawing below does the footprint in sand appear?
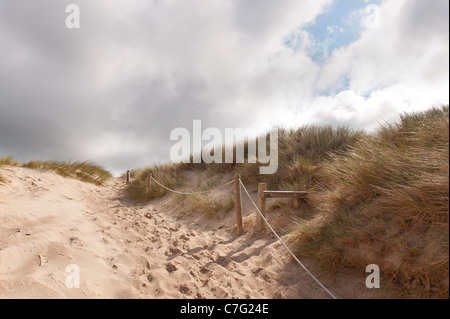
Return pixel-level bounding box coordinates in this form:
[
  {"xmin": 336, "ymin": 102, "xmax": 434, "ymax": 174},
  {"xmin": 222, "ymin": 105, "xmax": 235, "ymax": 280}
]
[
  {"xmin": 38, "ymin": 254, "xmax": 48, "ymax": 266},
  {"xmin": 139, "ymin": 257, "xmax": 151, "ymax": 270},
  {"xmin": 179, "ymin": 284, "xmax": 191, "ymax": 295},
  {"xmin": 165, "ymin": 247, "xmax": 181, "ymax": 257},
  {"xmin": 144, "ymin": 213, "xmax": 152, "ymax": 219},
  {"xmin": 166, "ymin": 263, "xmax": 177, "ymax": 273},
  {"xmin": 179, "ymin": 234, "xmax": 189, "ymax": 242},
  {"xmin": 200, "ymin": 266, "xmax": 210, "ymax": 274}
]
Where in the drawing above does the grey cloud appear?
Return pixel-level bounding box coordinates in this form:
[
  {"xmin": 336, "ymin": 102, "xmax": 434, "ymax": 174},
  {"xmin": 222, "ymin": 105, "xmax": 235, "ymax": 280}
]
[
  {"xmin": 0, "ymin": 0, "xmax": 329, "ymax": 174},
  {"xmin": 0, "ymin": 0, "xmax": 447, "ymax": 176},
  {"xmin": 398, "ymin": 0, "xmax": 449, "ymax": 40}
]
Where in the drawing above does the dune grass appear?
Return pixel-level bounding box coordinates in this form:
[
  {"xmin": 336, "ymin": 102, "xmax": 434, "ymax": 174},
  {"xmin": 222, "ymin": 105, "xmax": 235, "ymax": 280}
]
[
  {"xmin": 0, "ymin": 156, "xmax": 112, "ymax": 186},
  {"xmin": 0, "ymin": 155, "xmax": 20, "ymax": 167},
  {"xmin": 126, "ymin": 163, "xmax": 187, "ymax": 201},
  {"xmin": 21, "ymin": 160, "xmax": 112, "ymax": 185},
  {"xmin": 236, "ymin": 126, "xmax": 365, "ymax": 190},
  {"xmin": 128, "ymin": 125, "xmax": 364, "ymax": 202},
  {"xmin": 0, "ymin": 155, "xmax": 20, "ymax": 183},
  {"xmin": 284, "ymin": 105, "xmax": 449, "ymax": 298},
  {"xmin": 187, "ymin": 194, "xmax": 234, "ymax": 219}
]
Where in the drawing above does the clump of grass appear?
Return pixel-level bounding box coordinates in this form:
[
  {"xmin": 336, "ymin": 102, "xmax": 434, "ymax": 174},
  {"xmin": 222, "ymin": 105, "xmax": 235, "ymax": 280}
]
[
  {"xmin": 269, "ymin": 199, "xmax": 289, "ymax": 211},
  {"xmin": 0, "ymin": 155, "xmax": 15, "ymax": 183},
  {"xmin": 0, "ymin": 155, "xmax": 20, "ymax": 166},
  {"xmin": 237, "ymin": 126, "xmax": 365, "ymax": 187},
  {"xmin": 126, "ymin": 163, "xmax": 187, "ymax": 201},
  {"xmin": 0, "ymin": 156, "xmax": 112, "ymax": 185},
  {"xmin": 170, "ymin": 189, "xmax": 234, "ymax": 219},
  {"xmin": 0, "ymin": 155, "xmax": 19, "ymax": 183},
  {"xmin": 190, "ymin": 194, "xmax": 226, "ymax": 219},
  {"xmin": 22, "ymin": 160, "xmax": 112, "ymax": 185},
  {"xmin": 285, "ymin": 105, "xmax": 449, "ymax": 298}
]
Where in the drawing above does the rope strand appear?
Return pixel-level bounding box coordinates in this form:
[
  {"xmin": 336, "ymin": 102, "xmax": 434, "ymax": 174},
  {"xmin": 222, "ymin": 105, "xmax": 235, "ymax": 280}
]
[{"xmin": 150, "ymin": 176, "xmax": 234, "ymax": 195}]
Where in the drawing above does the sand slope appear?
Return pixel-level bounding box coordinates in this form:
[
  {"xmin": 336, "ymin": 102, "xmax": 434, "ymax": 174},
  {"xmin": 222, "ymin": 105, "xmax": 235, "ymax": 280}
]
[{"xmin": 0, "ymin": 166, "xmax": 374, "ymax": 299}]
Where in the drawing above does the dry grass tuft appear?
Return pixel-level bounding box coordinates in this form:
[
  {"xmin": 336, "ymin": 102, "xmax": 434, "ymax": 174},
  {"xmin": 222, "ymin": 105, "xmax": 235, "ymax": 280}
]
[
  {"xmin": 1, "ymin": 156, "xmax": 112, "ymax": 185},
  {"xmin": 0, "ymin": 155, "xmax": 20, "ymax": 183},
  {"xmin": 190, "ymin": 194, "xmax": 234, "ymax": 219},
  {"xmin": 0, "ymin": 155, "xmax": 20, "ymax": 166},
  {"xmin": 21, "ymin": 160, "xmax": 112, "ymax": 185},
  {"xmin": 126, "ymin": 164, "xmax": 187, "ymax": 201},
  {"xmin": 285, "ymin": 105, "xmax": 449, "ymax": 298}
]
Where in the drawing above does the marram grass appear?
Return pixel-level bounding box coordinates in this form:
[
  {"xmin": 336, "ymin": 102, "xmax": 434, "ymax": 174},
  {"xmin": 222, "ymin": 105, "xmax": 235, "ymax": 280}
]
[{"xmin": 0, "ymin": 156, "xmax": 112, "ymax": 186}]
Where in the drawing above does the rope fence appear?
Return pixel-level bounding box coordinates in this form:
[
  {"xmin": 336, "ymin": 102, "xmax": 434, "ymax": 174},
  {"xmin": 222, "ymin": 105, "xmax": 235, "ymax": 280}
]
[
  {"xmin": 150, "ymin": 176, "xmax": 234, "ymax": 195},
  {"xmin": 126, "ymin": 170, "xmax": 338, "ymax": 299},
  {"xmin": 239, "ymin": 179, "xmax": 338, "ymax": 299}
]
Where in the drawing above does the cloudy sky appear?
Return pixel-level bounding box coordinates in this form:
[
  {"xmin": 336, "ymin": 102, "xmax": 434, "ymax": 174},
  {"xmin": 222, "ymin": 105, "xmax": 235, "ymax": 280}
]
[{"xmin": 0, "ymin": 0, "xmax": 448, "ymax": 175}]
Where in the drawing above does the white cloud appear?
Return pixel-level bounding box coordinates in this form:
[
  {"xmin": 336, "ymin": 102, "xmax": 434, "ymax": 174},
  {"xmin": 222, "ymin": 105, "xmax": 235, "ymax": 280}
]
[{"xmin": 303, "ymin": 0, "xmax": 449, "ymax": 130}]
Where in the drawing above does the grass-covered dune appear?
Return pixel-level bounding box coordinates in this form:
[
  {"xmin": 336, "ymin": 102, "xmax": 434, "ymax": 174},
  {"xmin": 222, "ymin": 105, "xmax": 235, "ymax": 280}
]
[
  {"xmin": 285, "ymin": 105, "xmax": 449, "ymax": 298},
  {"xmin": 128, "ymin": 105, "xmax": 449, "ymax": 298},
  {"xmin": 126, "ymin": 125, "xmax": 366, "ymax": 201},
  {"xmin": 0, "ymin": 157, "xmax": 112, "ymax": 186}
]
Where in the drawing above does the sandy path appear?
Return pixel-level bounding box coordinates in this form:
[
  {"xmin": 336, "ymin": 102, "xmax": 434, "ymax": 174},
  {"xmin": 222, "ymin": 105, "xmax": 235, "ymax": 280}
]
[
  {"xmin": 0, "ymin": 166, "xmax": 372, "ymax": 299},
  {"xmin": 0, "ymin": 167, "xmax": 139, "ymax": 298},
  {"xmin": 88, "ymin": 177, "xmax": 323, "ymax": 299}
]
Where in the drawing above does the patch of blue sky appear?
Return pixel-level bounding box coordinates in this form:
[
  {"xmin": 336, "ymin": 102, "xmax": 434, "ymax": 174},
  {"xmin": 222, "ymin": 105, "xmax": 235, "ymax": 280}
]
[
  {"xmin": 283, "ymin": 0, "xmax": 382, "ymax": 96},
  {"xmin": 285, "ymin": 0, "xmax": 381, "ymax": 63}
]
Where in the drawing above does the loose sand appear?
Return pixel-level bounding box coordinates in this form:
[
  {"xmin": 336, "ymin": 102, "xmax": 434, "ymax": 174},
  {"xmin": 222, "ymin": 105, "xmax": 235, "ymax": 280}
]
[{"xmin": 0, "ymin": 166, "xmax": 376, "ymax": 299}]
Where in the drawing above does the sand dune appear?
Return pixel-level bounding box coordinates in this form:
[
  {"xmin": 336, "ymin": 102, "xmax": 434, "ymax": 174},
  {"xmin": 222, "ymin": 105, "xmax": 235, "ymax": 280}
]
[{"xmin": 0, "ymin": 166, "xmax": 374, "ymax": 299}]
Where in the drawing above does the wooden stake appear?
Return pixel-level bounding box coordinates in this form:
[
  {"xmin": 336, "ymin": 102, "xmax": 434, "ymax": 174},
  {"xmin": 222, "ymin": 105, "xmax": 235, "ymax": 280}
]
[
  {"xmin": 256, "ymin": 183, "xmax": 267, "ymax": 232},
  {"xmin": 146, "ymin": 174, "xmax": 151, "ymax": 196},
  {"xmin": 126, "ymin": 170, "xmax": 130, "ymax": 185},
  {"xmin": 234, "ymin": 174, "xmax": 244, "ymax": 236}
]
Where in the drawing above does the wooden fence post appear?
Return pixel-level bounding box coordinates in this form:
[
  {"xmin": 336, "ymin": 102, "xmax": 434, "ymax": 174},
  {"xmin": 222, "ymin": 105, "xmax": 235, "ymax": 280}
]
[
  {"xmin": 293, "ymin": 184, "xmax": 301, "ymax": 209},
  {"xmin": 234, "ymin": 174, "xmax": 244, "ymax": 236},
  {"xmin": 145, "ymin": 174, "xmax": 151, "ymax": 196},
  {"xmin": 256, "ymin": 183, "xmax": 267, "ymax": 232},
  {"xmin": 126, "ymin": 170, "xmax": 130, "ymax": 185}
]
